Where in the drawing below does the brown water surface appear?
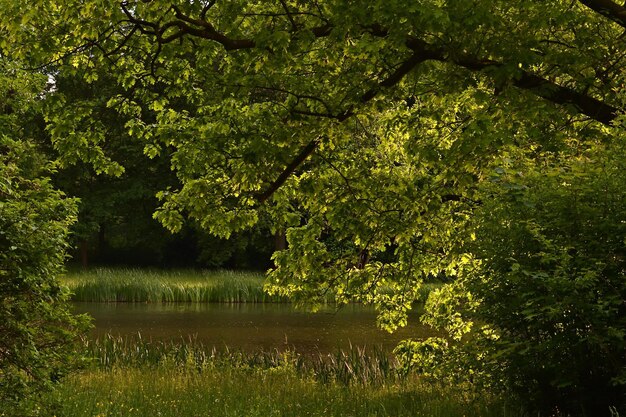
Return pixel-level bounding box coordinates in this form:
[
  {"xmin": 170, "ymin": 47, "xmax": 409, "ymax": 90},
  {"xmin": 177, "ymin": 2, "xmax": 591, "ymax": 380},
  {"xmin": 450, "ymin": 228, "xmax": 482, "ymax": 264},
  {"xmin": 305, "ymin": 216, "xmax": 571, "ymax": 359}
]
[{"xmin": 73, "ymin": 303, "xmax": 435, "ymax": 353}]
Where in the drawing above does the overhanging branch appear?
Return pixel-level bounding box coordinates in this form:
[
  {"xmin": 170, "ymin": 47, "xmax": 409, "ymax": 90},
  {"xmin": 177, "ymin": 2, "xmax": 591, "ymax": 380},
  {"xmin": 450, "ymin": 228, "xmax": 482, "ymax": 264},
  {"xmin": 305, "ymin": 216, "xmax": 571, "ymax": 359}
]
[
  {"xmin": 127, "ymin": 8, "xmax": 620, "ymax": 126},
  {"xmin": 420, "ymin": 47, "xmax": 620, "ymax": 126},
  {"xmin": 113, "ymin": 4, "xmax": 624, "ymax": 203},
  {"xmin": 255, "ymin": 138, "xmax": 319, "ymax": 204},
  {"xmin": 578, "ymin": 0, "xmax": 626, "ymax": 28},
  {"xmin": 256, "ymin": 50, "xmax": 431, "ymax": 203}
]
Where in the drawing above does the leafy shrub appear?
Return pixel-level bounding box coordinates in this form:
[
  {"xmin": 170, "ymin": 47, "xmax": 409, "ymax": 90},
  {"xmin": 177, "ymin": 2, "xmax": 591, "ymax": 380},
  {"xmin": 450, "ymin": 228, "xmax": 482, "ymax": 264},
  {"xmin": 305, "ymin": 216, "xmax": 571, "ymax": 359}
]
[
  {"xmin": 0, "ymin": 68, "xmax": 89, "ymax": 416},
  {"xmin": 404, "ymin": 143, "xmax": 626, "ymax": 416}
]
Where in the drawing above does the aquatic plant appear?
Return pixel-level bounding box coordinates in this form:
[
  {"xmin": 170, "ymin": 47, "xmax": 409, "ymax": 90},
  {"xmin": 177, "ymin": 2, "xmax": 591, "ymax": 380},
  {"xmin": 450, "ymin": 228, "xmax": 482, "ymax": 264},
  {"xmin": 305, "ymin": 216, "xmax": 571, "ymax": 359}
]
[
  {"xmin": 61, "ymin": 268, "xmax": 440, "ymax": 305},
  {"xmin": 82, "ymin": 334, "xmax": 401, "ymax": 386},
  {"xmin": 61, "ymin": 268, "xmax": 287, "ymax": 303}
]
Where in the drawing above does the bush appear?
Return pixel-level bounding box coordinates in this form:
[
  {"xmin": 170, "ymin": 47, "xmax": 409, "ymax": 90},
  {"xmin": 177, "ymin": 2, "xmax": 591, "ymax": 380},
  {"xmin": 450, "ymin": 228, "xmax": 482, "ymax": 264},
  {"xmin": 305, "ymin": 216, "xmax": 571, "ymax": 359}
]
[
  {"xmin": 407, "ymin": 143, "xmax": 626, "ymax": 416},
  {"xmin": 0, "ymin": 68, "xmax": 89, "ymax": 416}
]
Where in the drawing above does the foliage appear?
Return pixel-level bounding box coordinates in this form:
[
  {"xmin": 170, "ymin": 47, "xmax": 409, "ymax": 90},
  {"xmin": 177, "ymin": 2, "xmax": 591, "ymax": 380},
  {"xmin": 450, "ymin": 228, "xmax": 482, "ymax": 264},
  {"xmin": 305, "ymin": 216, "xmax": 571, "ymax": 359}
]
[
  {"xmin": 406, "ymin": 142, "xmax": 626, "ymax": 415},
  {"xmin": 1, "ymin": 1, "xmax": 626, "ymax": 414},
  {"xmin": 0, "ymin": 64, "xmax": 89, "ymax": 416},
  {"xmin": 2, "ymin": 0, "xmax": 621, "ymax": 321},
  {"xmin": 43, "ymin": 71, "xmax": 274, "ymax": 269},
  {"xmin": 46, "ymin": 71, "xmax": 200, "ymax": 268}
]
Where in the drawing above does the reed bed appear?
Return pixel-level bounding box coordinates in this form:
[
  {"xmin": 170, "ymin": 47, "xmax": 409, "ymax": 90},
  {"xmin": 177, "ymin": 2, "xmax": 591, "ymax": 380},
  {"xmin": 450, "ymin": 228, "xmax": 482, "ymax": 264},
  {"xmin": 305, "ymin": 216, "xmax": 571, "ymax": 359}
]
[
  {"xmin": 82, "ymin": 334, "xmax": 399, "ymax": 386},
  {"xmin": 61, "ymin": 267, "xmax": 441, "ymax": 305},
  {"xmin": 61, "ymin": 268, "xmax": 287, "ymax": 303}
]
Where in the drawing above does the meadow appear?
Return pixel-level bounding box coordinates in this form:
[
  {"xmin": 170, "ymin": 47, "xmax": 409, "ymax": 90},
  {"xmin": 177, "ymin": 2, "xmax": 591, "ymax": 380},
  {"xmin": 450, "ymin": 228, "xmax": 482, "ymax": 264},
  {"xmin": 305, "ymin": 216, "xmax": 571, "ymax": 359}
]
[
  {"xmin": 41, "ymin": 336, "xmax": 526, "ymax": 417},
  {"xmin": 49, "ymin": 367, "xmax": 524, "ymax": 417}
]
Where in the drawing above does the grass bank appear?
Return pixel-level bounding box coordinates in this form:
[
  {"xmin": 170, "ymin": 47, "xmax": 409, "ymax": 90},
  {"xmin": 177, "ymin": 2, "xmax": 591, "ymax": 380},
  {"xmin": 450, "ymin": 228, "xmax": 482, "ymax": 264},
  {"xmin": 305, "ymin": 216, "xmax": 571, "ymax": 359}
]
[
  {"xmin": 43, "ymin": 336, "xmax": 525, "ymax": 417},
  {"xmin": 61, "ymin": 268, "xmax": 285, "ymax": 303},
  {"xmin": 48, "ymin": 367, "xmax": 525, "ymax": 417},
  {"xmin": 61, "ymin": 267, "xmax": 439, "ymax": 304}
]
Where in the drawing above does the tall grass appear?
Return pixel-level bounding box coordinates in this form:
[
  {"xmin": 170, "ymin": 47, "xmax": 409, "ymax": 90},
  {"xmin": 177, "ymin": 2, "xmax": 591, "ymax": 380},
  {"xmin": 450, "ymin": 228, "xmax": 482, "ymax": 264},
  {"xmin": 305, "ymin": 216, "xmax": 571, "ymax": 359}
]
[
  {"xmin": 61, "ymin": 268, "xmax": 287, "ymax": 303},
  {"xmin": 48, "ymin": 367, "xmax": 526, "ymax": 417},
  {"xmin": 61, "ymin": 267, "xmax": 442, "ymax": 304},
  {"xmin": 82, "ymin": 334, "xmax": 398, "ymax": 386},
  {"xmin": 43, "ymin": 335, "xmax": 527, "ymax": 417}
]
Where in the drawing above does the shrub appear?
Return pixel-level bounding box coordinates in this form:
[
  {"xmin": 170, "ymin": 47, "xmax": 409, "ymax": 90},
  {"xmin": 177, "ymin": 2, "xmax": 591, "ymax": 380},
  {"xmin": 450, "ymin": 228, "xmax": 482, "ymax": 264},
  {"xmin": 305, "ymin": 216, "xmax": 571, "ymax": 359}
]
[
  {"xmin": 406, "ymin": 143, "xmax": 626, "ymax": 416},
  {"xmin": 0, "ymin": 67, "xmax": 89, "ymax": 416}
]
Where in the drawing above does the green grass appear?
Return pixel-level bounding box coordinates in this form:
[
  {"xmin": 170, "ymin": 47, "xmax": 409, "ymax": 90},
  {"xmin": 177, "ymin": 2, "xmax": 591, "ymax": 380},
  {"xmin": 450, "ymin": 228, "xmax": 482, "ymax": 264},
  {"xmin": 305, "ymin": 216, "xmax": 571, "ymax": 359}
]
[
  {"xmin": 32, "ymin": 335, "xmax": 527, "ymax": 417},
  {"xmin": 61, "ymin": 268, "xmax": 286, "ymax": 303},
  {"xmin": 47, "ymin": 367, "xmax": 526, "ymax": 417},
  {"xmin": 82, "ymin": 334, "xmax": 399, "ymax": 386},
  {"xmin": 61, "ymin": 267, "xmax": 441, "ymax": 304}
]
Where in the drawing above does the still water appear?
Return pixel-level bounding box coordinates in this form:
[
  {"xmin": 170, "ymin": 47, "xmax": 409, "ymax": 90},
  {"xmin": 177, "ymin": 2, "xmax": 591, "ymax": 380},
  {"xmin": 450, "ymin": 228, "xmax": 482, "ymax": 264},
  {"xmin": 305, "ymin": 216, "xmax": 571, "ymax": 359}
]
[{"xmin": 74, "ymin": 303, "xmax": 435, "ymax": 353}]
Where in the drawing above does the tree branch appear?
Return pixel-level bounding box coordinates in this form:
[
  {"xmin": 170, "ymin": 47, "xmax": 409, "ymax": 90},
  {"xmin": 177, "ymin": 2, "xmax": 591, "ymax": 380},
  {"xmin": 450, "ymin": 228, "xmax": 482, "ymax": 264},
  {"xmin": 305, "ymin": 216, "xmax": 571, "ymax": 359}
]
[
  {"xmin": 578, "ymin": 0, "xmax": 626, "ymax": 28},
  {"xmin": 255, "ymin": 50, "xmax": 431, "ymax": 203},
  {"xmin": 200, "ymin": 0, "xmax": 216, "ymax": 20},
  {"xmin": 278, "ymin": 0, "xmax": 299, "ymax": 31},
  {"xmin": 110, "ymin": 6, "xmax": 623, "ymax": 203},
  {"xmin": 405, "ymin": 38, "xmax": 620, "ymax": 126},
  {"xmin": 255, "ymin": 138, "xmax": 319, "ymax": 203},
  {"xmin": 132, "ymin": 9, "xmax": 620, "ymax": 125}
]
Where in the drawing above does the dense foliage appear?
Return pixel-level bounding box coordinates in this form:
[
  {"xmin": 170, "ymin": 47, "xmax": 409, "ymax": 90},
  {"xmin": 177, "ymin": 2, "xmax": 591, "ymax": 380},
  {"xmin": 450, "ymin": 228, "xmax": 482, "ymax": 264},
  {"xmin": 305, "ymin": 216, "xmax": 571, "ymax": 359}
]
[
  {"xmin": 0, "ymin": 64, "xmax": 89, "ymax": 415},
  {"xmin": 1, "ymin": 1, "xmax": 625, "ymax": 414},
  {"xmin": 398, "ymin": 141, "xmax": 626, "ymax": 415},
  {"xmin": 49, "ymin": 72, "xmax": 275, "ymax": 269}
]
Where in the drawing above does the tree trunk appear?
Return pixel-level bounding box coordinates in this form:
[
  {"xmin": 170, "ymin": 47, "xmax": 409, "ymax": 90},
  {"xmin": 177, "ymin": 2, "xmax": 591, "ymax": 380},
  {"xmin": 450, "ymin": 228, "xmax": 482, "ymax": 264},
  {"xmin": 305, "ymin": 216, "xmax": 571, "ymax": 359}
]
[
  {"xmin": 79, "ymin": 239, "xmax": 88, "ymax": 269},
  {"xmin": 274, "ymin": 230, "xmax": 286, "ymax": 251}
]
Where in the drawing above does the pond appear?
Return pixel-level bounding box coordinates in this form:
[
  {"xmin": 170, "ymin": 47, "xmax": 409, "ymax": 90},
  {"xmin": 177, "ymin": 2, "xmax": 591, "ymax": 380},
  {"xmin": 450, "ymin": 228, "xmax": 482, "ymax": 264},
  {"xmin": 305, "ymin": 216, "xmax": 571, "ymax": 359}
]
[{"xmin": 74, "ymin": 303, "xmax": 436, "ymax": 353}]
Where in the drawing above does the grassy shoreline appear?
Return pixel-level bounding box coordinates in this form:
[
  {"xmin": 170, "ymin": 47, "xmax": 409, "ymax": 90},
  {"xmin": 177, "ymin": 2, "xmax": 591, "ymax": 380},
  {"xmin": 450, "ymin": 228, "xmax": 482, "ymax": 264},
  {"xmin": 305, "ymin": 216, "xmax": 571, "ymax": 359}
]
[
  {"xmin": 41, "ymin": 337, "xmax": 526, "ymax": 417},
  {"xmin": 46, "ymin": 273, "xmax": 520, "ymax": 417},
  {"xmin": 49, "ymin": 367, "xmax": 524, "ymax": 417},
  {"xmin": 61, "ymin": 268, "xmax": 286, "ymax": 303},
  {"xmin": 61, "ymin": 267, "xmax": 438, "ymax": 304}
]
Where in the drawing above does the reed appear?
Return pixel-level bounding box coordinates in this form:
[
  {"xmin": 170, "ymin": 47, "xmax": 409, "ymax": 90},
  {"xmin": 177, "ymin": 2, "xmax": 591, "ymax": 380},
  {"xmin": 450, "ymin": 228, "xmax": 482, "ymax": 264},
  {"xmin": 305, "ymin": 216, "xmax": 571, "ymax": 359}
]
[
  {"xmin": 61, "ymin": 267, "xmax": 441, "ymax": 304},
  {"xmin": 82, "ymin": 334, "xmax": 400, "ymax": 386},
  {"xmin": 61, "ymin": 268, "xmax": 287, "ymax": 303}
]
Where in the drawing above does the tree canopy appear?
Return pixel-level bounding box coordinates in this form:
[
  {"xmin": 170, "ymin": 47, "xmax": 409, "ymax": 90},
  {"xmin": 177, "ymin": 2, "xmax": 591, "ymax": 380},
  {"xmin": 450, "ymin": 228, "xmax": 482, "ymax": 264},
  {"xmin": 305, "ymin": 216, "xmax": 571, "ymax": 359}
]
[{"xmin": 0, "ymin": 0, "xmax": 625, "ymax": 414}]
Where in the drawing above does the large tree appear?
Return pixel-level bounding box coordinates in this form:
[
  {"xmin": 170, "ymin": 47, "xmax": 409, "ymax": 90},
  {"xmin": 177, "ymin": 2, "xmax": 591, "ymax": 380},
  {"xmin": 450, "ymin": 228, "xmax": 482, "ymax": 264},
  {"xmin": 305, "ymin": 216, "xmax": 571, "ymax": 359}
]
[{"xmin": 1, "ymin": 0, "xmax": 625, "ymax": 414}]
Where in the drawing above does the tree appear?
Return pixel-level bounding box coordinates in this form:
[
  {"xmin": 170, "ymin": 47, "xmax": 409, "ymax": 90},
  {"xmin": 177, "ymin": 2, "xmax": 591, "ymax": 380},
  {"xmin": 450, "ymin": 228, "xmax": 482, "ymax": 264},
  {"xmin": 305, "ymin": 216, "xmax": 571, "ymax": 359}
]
[
  {"xmin": 0, "ymin": 61, "xmax": 89, "ymax": 415},
  {"xmin": 47, "ymin": 71, "xmax": 180, "ymax": 267},
  {"xmin": 1, "ymin": 1, "xmax": 625, "ymax": 414},
  {"xmin": 45, "ymin": 69, "xmax": 275, "ymax": 269}
]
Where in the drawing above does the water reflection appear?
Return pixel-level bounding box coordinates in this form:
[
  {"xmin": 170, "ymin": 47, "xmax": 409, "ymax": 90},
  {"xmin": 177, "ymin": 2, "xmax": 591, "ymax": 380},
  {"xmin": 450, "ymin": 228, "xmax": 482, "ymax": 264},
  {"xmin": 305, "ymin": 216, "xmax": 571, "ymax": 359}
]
[{"xmin": 73, "ymin": 303, "xmax": 435, "ymax": 353}]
